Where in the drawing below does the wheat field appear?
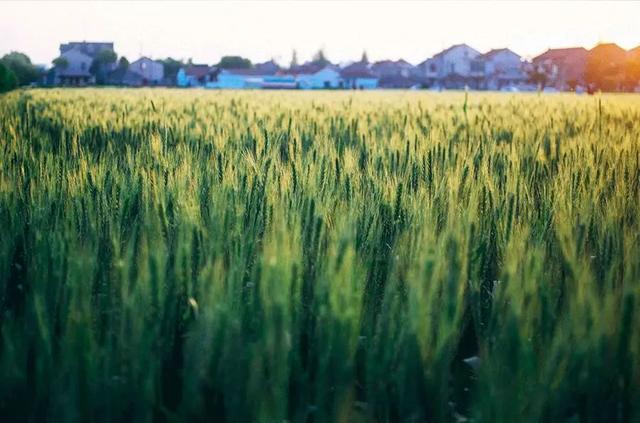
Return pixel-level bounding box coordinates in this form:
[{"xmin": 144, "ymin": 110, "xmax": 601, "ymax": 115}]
[{"xmin": 1, "ymin": 89, "xmax": 639, "ymax": 422}]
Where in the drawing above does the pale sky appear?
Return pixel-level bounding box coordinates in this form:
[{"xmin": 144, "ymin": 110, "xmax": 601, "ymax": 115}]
[{"xmin": 2, "ymin": 1, "xmax": 639, "ymax": 66}]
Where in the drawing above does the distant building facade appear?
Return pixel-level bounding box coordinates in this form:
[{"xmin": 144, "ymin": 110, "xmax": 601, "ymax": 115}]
[
  {"xmin": 532, "ymin": 47, "xmax": 588, "ymax": 90},
  {"xmin": 54, "ymin": 49, "xmax": 94, "ymax": 86},
  {"xmin": 51, "ymin": 41, "xmax": 116, "ymax": 86},
  {"xmin": 46, "ymin": 40, "xmax": 640, "ymax": 92},
  {"xmin": 129, "ymin": 57, "xmax": 164, "ymax": 85},
  {"xmin": 481, "ymin": 48, "xmax": 525, "ymax": 90},
  {"xmin": 416, "ymin": 44, "xmax": 486, "ymax": 89},
  {"xmin": 340, "ymin": 62, "xmax": 379, "ymax": 89},
  {"xmin": 370, "ymin": 60, "xmax": 417, "ymax": 88},
  {"xmin": 286, "ymin": 64, "xmax": 343, "ymax": 89}
]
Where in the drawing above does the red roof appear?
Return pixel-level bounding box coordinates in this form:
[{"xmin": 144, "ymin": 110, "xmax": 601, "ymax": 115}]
[
  {"xmin": 533, "ymin": 47, "xmax": 587, "ymax": 63},
  {"xmin": 590, "ymin": 43, "xmax": 626, "ymax": 53}
]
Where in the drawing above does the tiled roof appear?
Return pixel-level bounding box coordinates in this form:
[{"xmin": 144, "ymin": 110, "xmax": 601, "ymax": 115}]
[
  {"xmin": 284, "ymin": 63, "xmax": 326, "ymax": 75},
  {"xmin": 481, "ymin": 48, "xmax": 520, "ymax": 60},
  {"xmin": 433, "ymin": 43, "xmax": 478, "ymax": 59},
  {"xmin": 532, "ymin": 47, "xmax": 587, "ymax": 63},
  {"xmin": 340, "ymin": 62, "xmax": 376, "ymax": 78},
  {"xmin": 183, "ymin": 65, "xmax": 215, "ymax": 78}
]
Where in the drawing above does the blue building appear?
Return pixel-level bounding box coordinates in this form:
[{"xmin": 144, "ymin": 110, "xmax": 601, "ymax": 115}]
[{"xmin": 208, "ymin": 69, "xmax": 271, "ymax": 89}]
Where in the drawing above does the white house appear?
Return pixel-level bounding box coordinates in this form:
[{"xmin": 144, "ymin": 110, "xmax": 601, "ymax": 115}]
[
  {"xmin": 55, "ymin": 48, "xmax": 94, "ymax": 86},
  {"xmin": 288, "ymin": 65, "xmax": 343, "ymax": 89},
  {"xmin": 129, "ymin": 57, "xmax": 164, "ymax": 85},
  {"xmin": 417, "ymin": 44, "xmax": 486, "ymax": 89},
  {"xmin": 481, "ymin": 48, "xmax": 525, "ymax": 90}
]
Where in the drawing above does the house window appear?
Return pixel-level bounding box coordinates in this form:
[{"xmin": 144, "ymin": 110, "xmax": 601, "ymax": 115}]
[
  {"xmin": 429, "ymin": 64, "xmax": 436, "ymax": 72},
  {"xmin": 471, "ymin": 61, "xmax": 484, "ymax": 72},
  {"xmin": 81, "ymin": 62, "xmax": 86, "ymax": 71}
]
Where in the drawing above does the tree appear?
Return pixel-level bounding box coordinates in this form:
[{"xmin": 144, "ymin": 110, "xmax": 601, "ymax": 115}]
[
  {"xmin": 159, "ymin": 57, "xmax": 185, "ymax": 81},
  {"xmin": 118, "ymin": 56, "xmax": 130, "ymax": 70},
  {"xmin": 52, "ymin": 56, "xmax": 69, "ymax": 70},
  {"xmin": 0, "ymin": 52, "xmax": 40, "ymax": 86},
  {"xmin": 0, "ymin": 62, "xmax": 18, "ymax": 93},
  {"xmin": 361, "ymin": 50, "xmax": 369, "ymax": 64},
  {"xmin": 290, "ymin": 50, "xmax": 299, "ymax": 68},
  {"xmin": 90, "ymin": 49, "xmax": 118, "ymax": 85},
  {"xmin": 311, "ymin": 49, "xmax": 330, "ymax": 66},
  {"xmin": 217, "ymin": 56, "xmax": 252, "ymax": 69},
  {"xmin": 526, "ymin": 65, "xmax": 548, "ymax": 89}
]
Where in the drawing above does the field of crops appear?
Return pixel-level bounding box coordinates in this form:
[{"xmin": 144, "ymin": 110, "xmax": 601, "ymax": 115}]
[{"xmin": 1, "ymin": 89, "xmax": 639, "ymax": 422}]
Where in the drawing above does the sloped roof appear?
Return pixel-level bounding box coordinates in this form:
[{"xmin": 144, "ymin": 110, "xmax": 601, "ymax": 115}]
[
  {"xmin": 60, "ymin": 48, "xmax": 93, "ymax": 61},
  {"xmin": 590, "ymin": 43, "xmax": 625, "ymax": 53},
  {"xmin": 533, "ymin": 47, "xmax": 587, "ymax": 63},
  {"xmin": 340, "ymin": 62, "xmax": 377, "ymax": 79},
  {"xmin": 372, "ymin": 59, "xmax": 413, "ymax": 68},
  {"xmin": 60, "ymin": 42, "xmax": 114, "ymax": 59},
  {"xmin": 131, "ymin": 56, "xmax": 161, "ymax": 65},
  {"xmin": 481, "ymin": 48, "xmax": 520, "ymax": 60},
  {"xmin": 433, "ymin": 44, "xmax": 480, "ymax": 59},
  {"xmin": 183, "ymin": 65, "xmax": 215, "ymax": 78},
  {"xmin": 285, "ymin": 63, "xmax": 328, "ymax": 75},
  {"xmin": 254, "ymin": 60, "xmax": 280, "ymax": 74}
]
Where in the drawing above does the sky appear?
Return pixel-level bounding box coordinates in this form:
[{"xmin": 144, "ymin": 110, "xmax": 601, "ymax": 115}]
[{"xmin": 2, "ymin": 1, "xmax": 640, "ymax": 66}]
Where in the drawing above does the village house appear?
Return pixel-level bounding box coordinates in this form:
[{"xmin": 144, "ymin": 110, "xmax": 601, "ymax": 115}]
[
  {"xmin": 416, "ymin": 44, "xmax": 486, "ymax": 89},
  {"xmin": 129, "ymin": 57, "xmax": 164, "ymax": 85},
  {"xmin": 339, "ymin": 62, "xmax": 379, "ymax": 89},
  {"xmin": 210, "ymin": 68, "xmax": 274, "ymax": 89},
  {"xmin": 205, "ymin": 62, "xmax": 295, "ymax": 89},
  {"xmin": 370, "ymin": 59, "xmax": 418, "ymax": 88},
  {"xmin": 286, "ymin": 64, "xmax": 343, "ymax": 89},
  {"xmin": 253, "ymin": 60, "xmax": 281, "ymax": 75},
  {"xmin": 629, "ymin": 46, "xmax": 640, "ymax": 92},
  {"xmin": 370, "ymin": 59, "xmax": 414, "ymax": 78},
  {"xmin": 481, "ymin": 48, "xmax": 526, "ymax": 90},
  {"xmin": 532, "ymin": 47, "xmax": 588, "ymax": 90},
  {"xmin": 176, "ymin": 65, "xmax": 218, "ymax": 87},
  {"xmin": 51, "ymin": 41, "xmax": 117, "ymax": 86},
  {"xmin": 584, "ymin": 43, "xmax": 628, "ymax": 92},
  {"xmin": 53, "ymin": 48, "xmax": 94, "ymax": 86}
]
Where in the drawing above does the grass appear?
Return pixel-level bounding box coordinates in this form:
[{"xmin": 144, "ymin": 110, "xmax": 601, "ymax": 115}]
[{"xmin": 0, "ymin": 88, "xmax": 639, "ymax": 422}]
